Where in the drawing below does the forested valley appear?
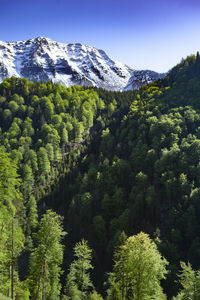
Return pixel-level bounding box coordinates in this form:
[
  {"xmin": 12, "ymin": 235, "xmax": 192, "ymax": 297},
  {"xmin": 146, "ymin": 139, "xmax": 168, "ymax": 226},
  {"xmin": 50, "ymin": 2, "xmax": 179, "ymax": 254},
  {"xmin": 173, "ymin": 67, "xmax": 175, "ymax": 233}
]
[{"xmin": 1, "ymin": 53, "xmax": 200, "ymax": 299}]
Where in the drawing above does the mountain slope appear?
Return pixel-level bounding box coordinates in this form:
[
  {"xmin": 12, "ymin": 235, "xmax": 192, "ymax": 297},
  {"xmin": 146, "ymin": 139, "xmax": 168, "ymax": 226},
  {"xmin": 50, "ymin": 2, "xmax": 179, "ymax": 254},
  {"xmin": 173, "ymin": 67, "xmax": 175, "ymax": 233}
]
[
  {"xmin": 1, "ymin": 53, "xmax": 200, "ymax": 298},
  {"xmin": 47, "ymin": 53, "xmax": 200, "ymax": 297},
  {"xmin": 0, "ymin": 37, "xmax": 164, "ymax": 90}
]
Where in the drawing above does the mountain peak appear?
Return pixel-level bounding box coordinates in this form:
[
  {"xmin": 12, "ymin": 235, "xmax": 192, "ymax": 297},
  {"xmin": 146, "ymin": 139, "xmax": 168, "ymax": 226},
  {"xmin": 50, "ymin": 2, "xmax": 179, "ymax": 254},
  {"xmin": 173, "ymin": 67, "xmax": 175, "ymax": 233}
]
[{"xmin": 0, "ymin": 37, "xmax": 165, "ymax": 90}]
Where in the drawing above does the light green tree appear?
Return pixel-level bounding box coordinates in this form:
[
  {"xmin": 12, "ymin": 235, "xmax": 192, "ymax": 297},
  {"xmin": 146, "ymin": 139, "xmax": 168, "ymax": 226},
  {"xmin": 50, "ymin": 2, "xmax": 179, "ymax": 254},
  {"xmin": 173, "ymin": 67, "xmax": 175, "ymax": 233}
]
[
  {"xmin": 65, "ymin": 239, "xmax": 93, "ymax": 300},
  {"xmin": 28, "ymin": 210, "xmax": 66, "ymax": 300},
  {"xmin": 38, "ymin": 147, "xmax": 50, "ymax": 175},
  {"xmin": 107, "ymin": 232, "xmax": 168, "ymax": 300},
  {"xmin": 173, "ymin": 262, "xmax": 200, "ymax": 299},
  {"xmin": 89, "ymin": 290, "xmax": 104, "ymax": 300},
  {"xmin": 0, "ymin": 147, "xmax": 24, "ymax": 299}
]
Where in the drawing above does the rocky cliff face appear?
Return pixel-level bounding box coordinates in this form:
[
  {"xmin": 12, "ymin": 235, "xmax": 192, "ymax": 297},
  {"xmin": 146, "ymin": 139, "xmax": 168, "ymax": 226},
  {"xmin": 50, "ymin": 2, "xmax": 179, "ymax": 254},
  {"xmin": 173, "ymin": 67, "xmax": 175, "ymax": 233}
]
[{"xmin": 0, "ymin": 37, "xmax": 165, "ymax": 90}]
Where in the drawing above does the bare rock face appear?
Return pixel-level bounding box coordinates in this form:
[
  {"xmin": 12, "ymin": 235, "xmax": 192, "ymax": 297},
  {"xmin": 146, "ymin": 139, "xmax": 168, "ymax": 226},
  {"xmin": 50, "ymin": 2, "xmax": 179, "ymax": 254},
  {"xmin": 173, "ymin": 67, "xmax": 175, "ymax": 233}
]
[{"xmin": 0, "ymin": 37, "xmax": 165, "ymax": 90}]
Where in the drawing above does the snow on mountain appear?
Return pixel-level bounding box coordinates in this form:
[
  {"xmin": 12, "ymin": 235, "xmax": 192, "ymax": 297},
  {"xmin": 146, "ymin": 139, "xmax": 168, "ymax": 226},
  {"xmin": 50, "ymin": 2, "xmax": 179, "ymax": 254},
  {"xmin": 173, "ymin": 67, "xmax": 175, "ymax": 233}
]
[{"xmin": 0, "ymin": 37, "xmax": 165, "ymax": 91}]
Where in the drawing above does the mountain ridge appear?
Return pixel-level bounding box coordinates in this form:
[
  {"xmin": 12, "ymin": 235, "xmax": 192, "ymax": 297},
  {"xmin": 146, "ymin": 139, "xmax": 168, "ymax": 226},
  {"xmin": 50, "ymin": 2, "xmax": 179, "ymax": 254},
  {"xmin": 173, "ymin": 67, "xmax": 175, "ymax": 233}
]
[{"xmin": 0, "ymin": 36, "xmax": 165, "ymax": 90}]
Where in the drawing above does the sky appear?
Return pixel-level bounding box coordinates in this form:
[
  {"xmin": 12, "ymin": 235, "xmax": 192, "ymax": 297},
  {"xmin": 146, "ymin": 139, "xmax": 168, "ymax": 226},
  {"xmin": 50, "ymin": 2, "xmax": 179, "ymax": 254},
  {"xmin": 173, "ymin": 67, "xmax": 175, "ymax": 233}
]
[{"xmin": 1, "ymin": 0, "xmax": 200, "ymax": 72}]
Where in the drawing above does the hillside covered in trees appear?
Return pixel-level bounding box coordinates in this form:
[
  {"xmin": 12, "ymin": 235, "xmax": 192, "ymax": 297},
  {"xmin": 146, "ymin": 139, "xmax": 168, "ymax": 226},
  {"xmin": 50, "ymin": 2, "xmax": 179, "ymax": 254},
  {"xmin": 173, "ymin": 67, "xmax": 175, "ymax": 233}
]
[{"xmin": 1, "ymin": 53, "xmax": 200, "ymax": 299}]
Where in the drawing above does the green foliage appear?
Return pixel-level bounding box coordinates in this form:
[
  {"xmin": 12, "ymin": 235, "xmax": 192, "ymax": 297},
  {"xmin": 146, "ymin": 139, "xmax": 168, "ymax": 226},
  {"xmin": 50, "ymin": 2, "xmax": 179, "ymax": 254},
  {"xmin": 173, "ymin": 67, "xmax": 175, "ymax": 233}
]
[
  {"xmin": 0, "ymin": 147, "xmax": 24, "ymax": 298},
  {"xmin": 89, "ymin": 290, "xmax": 104, "ymax": 299},
  {"xmin": 107, "ymin": 232, "xmax": 168, "ymax": 299},
  {"xmin": 57, "ymin": 53, "xmax": 200, "ymax": 297},
  {"xmin": 28, "ymin": 210, "xmax": 66, "ymax": 300},
  {"xmin": 0, "ymin": 293, "xmax": 12, "ymax": 300},
  {"xmin": 65, "ymin": 239, "xmax": 93, "ymax": 299},
  {"xmin": 173, "ymin": 262, "xmax": 200, "ymax": 299},
  {"xmin": 0, "ymin": 78, "xmax": 108, "ymax": 206},
  {"xmin": 2, "ymin": 53, "xmax": 200, "ymax": 298}
]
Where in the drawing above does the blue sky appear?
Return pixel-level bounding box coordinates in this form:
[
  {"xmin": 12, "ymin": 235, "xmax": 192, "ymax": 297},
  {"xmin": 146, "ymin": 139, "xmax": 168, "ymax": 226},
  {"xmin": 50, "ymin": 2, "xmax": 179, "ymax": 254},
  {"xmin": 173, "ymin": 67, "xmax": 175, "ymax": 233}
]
[{"xmin": 1, "ymin": 0, "xmax": 200, "ymax": 72}]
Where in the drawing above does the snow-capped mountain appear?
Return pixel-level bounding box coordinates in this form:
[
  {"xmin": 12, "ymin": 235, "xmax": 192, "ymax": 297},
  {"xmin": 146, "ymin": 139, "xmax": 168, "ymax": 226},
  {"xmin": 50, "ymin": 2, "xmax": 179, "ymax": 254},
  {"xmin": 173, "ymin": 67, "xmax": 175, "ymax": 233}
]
[{"xmin": 0, "ymin": 37, "xmax": 165, "ymax": 90}]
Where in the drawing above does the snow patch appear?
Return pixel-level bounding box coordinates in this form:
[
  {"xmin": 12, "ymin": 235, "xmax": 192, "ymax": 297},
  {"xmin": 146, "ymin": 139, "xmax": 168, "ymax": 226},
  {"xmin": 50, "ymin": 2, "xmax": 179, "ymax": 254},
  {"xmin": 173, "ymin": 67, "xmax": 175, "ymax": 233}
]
[{"xmin": 0, "ymin": 37, "xmax": 165, "ymax": 90}]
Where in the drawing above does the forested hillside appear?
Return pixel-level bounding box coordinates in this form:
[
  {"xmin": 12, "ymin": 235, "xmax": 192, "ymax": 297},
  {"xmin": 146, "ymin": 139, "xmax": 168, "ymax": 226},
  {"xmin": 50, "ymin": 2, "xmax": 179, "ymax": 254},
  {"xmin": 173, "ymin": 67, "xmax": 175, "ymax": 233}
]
[{"xmin": 1, "ymin": 53, "xmax": 200, "ymax": 299}]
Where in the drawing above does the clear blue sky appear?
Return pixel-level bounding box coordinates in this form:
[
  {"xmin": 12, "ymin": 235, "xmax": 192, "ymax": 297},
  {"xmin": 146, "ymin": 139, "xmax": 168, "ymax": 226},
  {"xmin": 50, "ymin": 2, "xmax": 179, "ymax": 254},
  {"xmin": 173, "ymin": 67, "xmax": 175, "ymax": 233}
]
[{"xmin": 1, "ymin": 0, "xmax": 200, "ymax": 72}]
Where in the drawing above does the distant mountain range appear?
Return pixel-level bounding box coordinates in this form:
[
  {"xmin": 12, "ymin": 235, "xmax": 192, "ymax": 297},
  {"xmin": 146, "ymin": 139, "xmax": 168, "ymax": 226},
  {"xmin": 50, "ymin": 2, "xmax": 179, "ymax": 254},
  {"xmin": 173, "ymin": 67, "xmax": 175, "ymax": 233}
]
[{"xmin": 0, "ymin": 37, "xmax": 165, "ymax": 90}]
